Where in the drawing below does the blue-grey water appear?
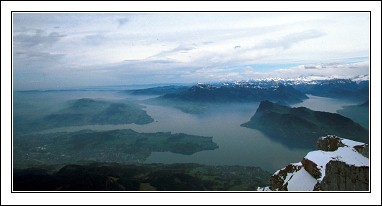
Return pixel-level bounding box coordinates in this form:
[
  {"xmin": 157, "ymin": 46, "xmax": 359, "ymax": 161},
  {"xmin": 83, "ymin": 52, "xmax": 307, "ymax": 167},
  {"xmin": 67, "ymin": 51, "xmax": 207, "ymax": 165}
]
[{"xmin": 13, "ymin": 90, "xmax": 358, "ymax": 173}]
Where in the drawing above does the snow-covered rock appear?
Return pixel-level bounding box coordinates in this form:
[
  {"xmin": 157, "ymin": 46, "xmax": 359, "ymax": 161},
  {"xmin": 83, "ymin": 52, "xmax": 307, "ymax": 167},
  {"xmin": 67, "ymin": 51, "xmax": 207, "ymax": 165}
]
[
  {"xmin": 268, "ymin": 135, "xmax": 369, "ymax": 191},
  {"xmin": 256, "ymin": 186, "xmax": 271, "ymax": 191}
]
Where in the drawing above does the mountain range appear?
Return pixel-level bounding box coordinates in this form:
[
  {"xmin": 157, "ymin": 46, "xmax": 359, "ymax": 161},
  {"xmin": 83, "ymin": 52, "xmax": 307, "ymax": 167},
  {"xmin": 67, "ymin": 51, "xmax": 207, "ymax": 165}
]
[
  {"xmin": 161, "ymin": 83, "xmax": 308, "ymax": 104},
  {"xmin": 291, "ymin": 79, "xmax": 368, "ymax": 101},
  {"xmin": 126, "ymin": 77, "xmax": 369, "ymax": 104}
]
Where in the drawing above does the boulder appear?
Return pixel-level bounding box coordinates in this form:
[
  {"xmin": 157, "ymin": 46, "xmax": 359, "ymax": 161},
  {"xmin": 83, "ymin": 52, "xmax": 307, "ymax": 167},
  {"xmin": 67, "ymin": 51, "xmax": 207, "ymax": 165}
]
[
  {"xmin": 301, "ymin": 158, "xmax": 321, "ymax": 179},
  {"xmin": 321, "ymin": 160, "xmax": 369, "ymax": 191},
  {"xmin": 316, "ymin": 135, "xmax": 345, "ymax": 151},
  {"xmin": 269, "ymin": 163, "xmax": 302, "ymax": 191},
  {"xmin": 354, "ymin": 144, "xmax": 369, "ymax": 158}
]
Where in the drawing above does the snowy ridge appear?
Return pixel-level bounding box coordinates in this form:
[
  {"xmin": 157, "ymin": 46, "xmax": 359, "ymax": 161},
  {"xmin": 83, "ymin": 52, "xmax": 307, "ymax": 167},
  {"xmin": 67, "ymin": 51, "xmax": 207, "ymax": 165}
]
[
  {"xmin": 260, "ymin": 135, "xmax": 369, "ymax": 191},
  {"xmin": 286, "ymin": 167, "xmax": 317, "ymax": 191},
  {"xmin": 254, "ymin": 74, "xmax": 369, "ymax": 83},
  {"xmin": 304, "ymin": 146, "xmax": 369, "ymax": 181},
  {"xmin": 208, "ymin": 75, "xmax": 369, "ymax": 90}
]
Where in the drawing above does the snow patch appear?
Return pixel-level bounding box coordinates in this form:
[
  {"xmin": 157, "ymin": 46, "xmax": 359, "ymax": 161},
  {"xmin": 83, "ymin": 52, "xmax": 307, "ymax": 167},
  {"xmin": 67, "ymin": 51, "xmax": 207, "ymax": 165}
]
[
  {"xmin": 341, "ymin": 139, "xmax": 365, "ymax": 148},
  {"xmin": 305, "ymin": 146, "xmax": 369, "ymax": 181},
  {"xmin": 257, "ymin": 186, "xmax": 271, "ymax": 191},
  {"xmin": 283, "ymin": 173, "xmax": 294, "ymax": 185},
  {"xmin": 305, "ymin": 150, "xmax": 331, "ymax": 180},
  {"xmin": 333, "ymin": 147, "xmax": 369, "ymax": 167},
  {"xmin": 287, "ymin": 168, "xmax": 317, "ymax": 191},
  {"xmin": 292, "ymin": 162, "xmax": 302, "ymax": 166},
  {"xmin": 351, "ymin": 74, "xmax": 369, "ymax": 83}
]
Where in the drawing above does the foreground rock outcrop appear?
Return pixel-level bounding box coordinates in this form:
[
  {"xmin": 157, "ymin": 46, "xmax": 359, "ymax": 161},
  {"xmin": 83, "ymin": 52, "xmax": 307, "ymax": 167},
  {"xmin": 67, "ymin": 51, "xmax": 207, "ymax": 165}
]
[{"xmin": 259, "ymin": 135, "xmax": 369, "ymax": 191}]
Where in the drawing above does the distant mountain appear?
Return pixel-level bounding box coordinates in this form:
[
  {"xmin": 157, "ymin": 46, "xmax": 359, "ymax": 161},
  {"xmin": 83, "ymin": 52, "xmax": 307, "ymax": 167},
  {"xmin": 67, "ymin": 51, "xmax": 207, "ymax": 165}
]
[
  {"xmin": 337, "ymin": 100, "xmax": 369, "ymax": 129},
  {"xmin": 124, "ymin": 78, "xmax": 369, "ymax": 114},
  {"xmin": 291, "ymin": 79, "xmax": 369, "ymax": 101},
  {"xmin": 125, "ymin": 78, "xmax": 368, "ymax": 102},
  {"xmin": 160, "ymin": 83, "xmax": 308, "ymax": 104},
  {"xmin": 125, "ymin": 85, "xmax": 190, "ymax": 95},
  {"xmin": 45, "ymin": 98, "xmax": 154, "ymax": 126},
  {"xmin": 14, "ymin": 98, "xmax": 154, "ymax": 134},
  {"xmin": 241, "ymin": 101, "xmax": 368, "ymax": 148},
  {"xmin": 359, "ymin": 100, "xmax": 369, "ymax": 107}
]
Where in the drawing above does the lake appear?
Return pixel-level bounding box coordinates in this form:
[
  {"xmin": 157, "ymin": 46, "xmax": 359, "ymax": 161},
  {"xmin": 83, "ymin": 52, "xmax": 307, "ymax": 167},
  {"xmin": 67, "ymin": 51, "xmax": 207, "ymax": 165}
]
[{"xmin": 13, "ymin": 90, "xmax": 360, "ymax": 173}]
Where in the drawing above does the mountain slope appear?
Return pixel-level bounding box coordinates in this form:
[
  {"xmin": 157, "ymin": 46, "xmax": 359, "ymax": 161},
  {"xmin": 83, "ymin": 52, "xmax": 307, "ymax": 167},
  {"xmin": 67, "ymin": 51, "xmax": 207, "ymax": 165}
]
[
  {"xmin": 337, "ymin": 100, "xmax": 369, "ymax": 129},
  {"xmin": 241, "ymin": 101, "xmax": 368, "ymax": 148},
  {"xmin": 13, "ymin": 162, "xmax": 271, "ymax": 191},
  {"xmin": 17, "ymin": 98, "xmax": 154, "ymax": 133},
  {"xmin": 125, "ymin": 85, "xmax": 190, "ymax": 95}
]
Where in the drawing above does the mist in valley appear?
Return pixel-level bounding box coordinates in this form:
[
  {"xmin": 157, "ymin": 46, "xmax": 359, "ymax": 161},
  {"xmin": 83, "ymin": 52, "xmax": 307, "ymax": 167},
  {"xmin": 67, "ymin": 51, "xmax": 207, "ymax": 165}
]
[{"xmin": 14, "ymin": 88, "xmax": 364, "ymax": 173}]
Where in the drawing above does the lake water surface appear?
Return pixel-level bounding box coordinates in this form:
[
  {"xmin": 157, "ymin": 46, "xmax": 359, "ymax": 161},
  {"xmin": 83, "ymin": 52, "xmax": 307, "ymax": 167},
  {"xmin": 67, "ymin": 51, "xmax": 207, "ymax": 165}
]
[{"xmin": 14, "ymin": 90, "xmax": 359, "ymax": 173}]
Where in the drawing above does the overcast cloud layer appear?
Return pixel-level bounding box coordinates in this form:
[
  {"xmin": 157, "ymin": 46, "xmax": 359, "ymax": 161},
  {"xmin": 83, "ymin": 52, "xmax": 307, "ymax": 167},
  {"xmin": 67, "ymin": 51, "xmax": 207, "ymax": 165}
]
[{"xmin": 13, "ymin": 12, "xmax": 370, "ymax": 90}]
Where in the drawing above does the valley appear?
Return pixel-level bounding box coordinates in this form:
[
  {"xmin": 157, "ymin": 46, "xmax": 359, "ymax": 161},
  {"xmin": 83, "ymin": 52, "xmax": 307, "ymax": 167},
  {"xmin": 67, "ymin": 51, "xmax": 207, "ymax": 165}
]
[{"xmin": 12, "ymin": 78, "xmax": 370, "ymax": 191}]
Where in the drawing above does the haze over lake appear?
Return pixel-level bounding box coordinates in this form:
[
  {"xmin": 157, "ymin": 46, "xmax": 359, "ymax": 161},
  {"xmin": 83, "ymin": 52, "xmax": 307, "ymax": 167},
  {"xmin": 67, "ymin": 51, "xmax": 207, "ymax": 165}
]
[{"xmin": 14, "ymin": 88, "xmax": 362, "ymax": 172}]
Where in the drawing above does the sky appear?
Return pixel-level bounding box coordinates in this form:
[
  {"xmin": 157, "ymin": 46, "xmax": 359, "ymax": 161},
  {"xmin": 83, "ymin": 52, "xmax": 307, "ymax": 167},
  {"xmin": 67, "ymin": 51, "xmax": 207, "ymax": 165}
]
[{"xmin": 12, "ymin": 12, "xmax": 370, "ymax": 90}]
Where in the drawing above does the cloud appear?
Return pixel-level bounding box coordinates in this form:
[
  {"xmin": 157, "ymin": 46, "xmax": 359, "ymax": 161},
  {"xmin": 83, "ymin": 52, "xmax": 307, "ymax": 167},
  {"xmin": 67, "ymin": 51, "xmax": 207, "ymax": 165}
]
[
  {"xmin": 269, "ymin": 61, "xmax": 369, "ymax": 79},
  {"xmin": 12, "ymin": 13, "xmax": 369, "ymax": 89},
  {"xmin": 172, "ymin": 29, "xmax": 327, "ymax": 70},
  {"xmin": 149, "ymin": 44, "xmax": 196, "ymax": 59},
  {"xmin": 304, "ymin": 65, "xmax": 326, "ymax": 70},
  {"xmin": 14, "ymin": 51, "xmax": 65, "ymax": 71},
  {"xmin": 254, "ymin": 29, "xmax": 327, "ymax": 50},
  {"xmin": 13, "ymin": 29, "xmax": 66, "ymax": 72},
  {"xmin": 82, "ymin": 33, "xmax": 107, "ymax": 46},
  {"xmin": 160, "ymin": 61, "xmax": 370, "ymax": 82},
  {"xmin": 13, "ymin": 29, "xmax": 65, "ymax": 48},
  {"xmin": 117, "ymin": 17, "xmax": 130, "ymax": 27}
]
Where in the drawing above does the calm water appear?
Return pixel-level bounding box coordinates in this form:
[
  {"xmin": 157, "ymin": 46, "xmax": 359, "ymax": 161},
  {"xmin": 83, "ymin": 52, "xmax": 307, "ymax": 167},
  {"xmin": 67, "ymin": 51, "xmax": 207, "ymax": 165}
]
[
  {"xmin": 291, "ymin": 95, "xmax": 359, "ymax": 113},
  {"xmin": 13, "ymin": 90, "xmax": 358, "ymax": 173}
]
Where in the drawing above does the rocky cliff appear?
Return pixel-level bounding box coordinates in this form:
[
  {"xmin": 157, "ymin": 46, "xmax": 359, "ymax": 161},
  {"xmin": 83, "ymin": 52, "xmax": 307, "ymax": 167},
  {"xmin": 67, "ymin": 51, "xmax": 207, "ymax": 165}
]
[{"xmin": 259, "ymin": 135, "xmax": 369, "ymax": 191}]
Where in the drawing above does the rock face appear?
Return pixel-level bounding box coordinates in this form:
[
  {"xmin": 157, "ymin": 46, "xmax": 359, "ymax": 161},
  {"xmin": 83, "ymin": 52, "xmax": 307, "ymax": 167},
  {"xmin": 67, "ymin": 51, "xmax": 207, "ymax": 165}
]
[
  {"xmin": 354, "ymin": 144, "xmax": 369, "ymax": 158},
  {"xmin": 269, "ymin": 163, "xmax": 302, "ymax": 191},
  {"xmin": 316, "ymin": 135, "xmax": 345, "ymax": 151},
  {"xmin": 320, "ymin": 161, "xmax": 369, "ymax": 191},
  {"xmin": 265, "ymin": 135, "xmax": 369, "ymax": 191}
]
